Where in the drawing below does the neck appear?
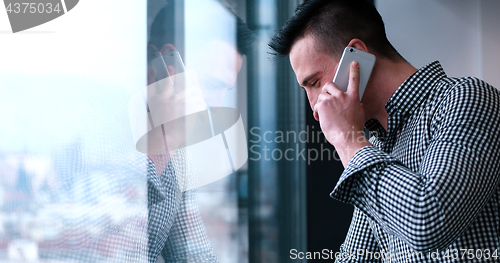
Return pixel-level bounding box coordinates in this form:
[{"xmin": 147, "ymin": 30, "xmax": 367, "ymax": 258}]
[
  {"xmin": 363, "ymin": 57, "xmax": 417, "ymax": 131},
  {"xmin": 149, "ymin": 150, "xmax": 171, "ymax": 176}
]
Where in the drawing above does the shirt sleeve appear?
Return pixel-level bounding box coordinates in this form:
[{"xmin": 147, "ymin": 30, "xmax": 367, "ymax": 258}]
[
  {"xmin": 330, "ymin": 79, "xmax": 500, "ymax": 252},
  {"xmin": 335, "ymin": 208, "xmax": 382, "ymax": 263},
  {"xmin": 162, "ymin": 188, "xmax": 219, "ymax": 263},
  {"xmin": 162, "ymin": 149, "xmax": 219, "ymax": 263}
]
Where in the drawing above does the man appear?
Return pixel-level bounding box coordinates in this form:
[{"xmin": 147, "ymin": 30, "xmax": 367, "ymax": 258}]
[
  {"xmin": 269, "ymin": 0, "xmax": 500, "ymax": 262},
  {"xmin": 146, "ymin": 3, "xmax": 254, "ymax": 263}
]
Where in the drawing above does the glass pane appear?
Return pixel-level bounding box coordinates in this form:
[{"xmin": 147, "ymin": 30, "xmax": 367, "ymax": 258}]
[
  {"xmin": 0, "ymin": 0, "xmax": 306, "ymax": 262},
  {"xmin": 0, "ymin": 1, "xmax": 147, "ymax": 262},
  {"xmin": 146, "ymin": 0, "xmax": 252, "ymax": 262}
]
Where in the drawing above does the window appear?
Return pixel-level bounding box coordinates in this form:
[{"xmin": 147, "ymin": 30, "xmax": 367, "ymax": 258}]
[{"xmin": 0, "ymin": 0, "xmax": 308, "ymax": 262}]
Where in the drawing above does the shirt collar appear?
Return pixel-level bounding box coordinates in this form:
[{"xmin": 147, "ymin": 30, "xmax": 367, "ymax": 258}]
[
  {"xmin": 365, "ymin": 118, "xmax": 386, "ymax": 139},
  {"xmin": 385, "ymin": 61, "xmax": 447, "ymax": 117},
  {"xmin": 147, "ymin": 157, "xmax": 173, "ymax": 204}
]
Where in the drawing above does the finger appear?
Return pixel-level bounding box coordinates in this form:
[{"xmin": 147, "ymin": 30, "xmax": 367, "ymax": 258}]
[
  {"xmin": 313, "ymin": 95, "xmax": 321, "ymax": 121},
  {"xmin": 153, "ymin": 75, "xmax": 175, "ymax": 97},
  {"xmin": 313, "ymin": 104, "xmax": 320, "ymax": 121},
  {"xmin": 148, "ymin": 64, "xmax": 175, "ymax": 97},
  {"xmin": 149, "ymin": 56, "xmax": 172, "ymax": 94},
  {"xmin": 322, "ymin": 82, "xmax": 342, "ymax": 96},
  {"xmin": 156, "ymin": 66, "xmax": 175, "ymax": 96},
  {"xmin": 314, "ymin": 91, "xmax": 332, "ymax": 121},
  {"xmin": 316, "ymin": 92, "xmax": 330, "ymax": 103},
  {"xmin": 166, "ymin": 65, "xmax": 175, "ymax": 89},
  {"xmin": 347, "ymin": 61, "xmax": 360, "ymax": 96},
  {"xmin": 164, "ymin": 66, "xmax": 176, "ymax": 95}
]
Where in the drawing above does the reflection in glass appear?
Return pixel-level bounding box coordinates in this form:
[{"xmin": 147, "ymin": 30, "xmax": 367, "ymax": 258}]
[{"xmin": 145, "ymin": 0, "xmax": 254, "ymax": 262}]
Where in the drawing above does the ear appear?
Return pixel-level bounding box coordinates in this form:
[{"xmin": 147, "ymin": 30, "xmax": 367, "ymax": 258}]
[
  {"xmin": 160, "ymin": 43, "xmax": 177, "ymax": 55},
  {"xmin": 347, "ymin": 39, "xmax": 369, "ymax": 53}
]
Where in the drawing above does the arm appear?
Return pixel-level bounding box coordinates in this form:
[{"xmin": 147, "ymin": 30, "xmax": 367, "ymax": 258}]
[
  {"xmin": 162, "ymin": 149, "xmax": 218, "ymax": 263},
  {"xmin": 162, "ymin": 188, "xmax": 218, "ymax": 262},
  {"xmin": 336, "ymin": 208, "xmax": 383, "ymax": 263},
  {"xmin": 331, "ymin": 80, "xmax": 500, "ymax": 251}
]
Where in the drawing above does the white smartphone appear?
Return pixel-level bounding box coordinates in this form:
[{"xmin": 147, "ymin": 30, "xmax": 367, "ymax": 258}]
[
  {"xmin": 150, "ymin": 50, "xmax": 188, "ymax": 94},
  {"xmin": 332, "ymin": 47, "xmax": 376, "ymax": 100}
]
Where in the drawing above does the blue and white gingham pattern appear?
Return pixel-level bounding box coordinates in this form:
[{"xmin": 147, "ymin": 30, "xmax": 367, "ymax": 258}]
[
  {"xmin": 148, "ymin": 148, "xmax": 218, "ymax": 263},
  {"xmin": 331, "ymin": 61, "xmax": 500, "ymax": 263}
]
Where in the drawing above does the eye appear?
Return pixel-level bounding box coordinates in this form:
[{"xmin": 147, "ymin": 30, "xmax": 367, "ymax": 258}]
[{"xmin": 311, "ymin": 79, "xmax": 319, "ymax": 87}]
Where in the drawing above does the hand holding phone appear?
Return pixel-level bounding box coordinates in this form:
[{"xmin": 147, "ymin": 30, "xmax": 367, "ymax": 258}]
[
  {"xmin": 332, "ymin": 47, "xmax": 376, "ymax": 100},
  {"xmin": 150, "ymin": 50, "xmax": 188, "ymax": 94}
]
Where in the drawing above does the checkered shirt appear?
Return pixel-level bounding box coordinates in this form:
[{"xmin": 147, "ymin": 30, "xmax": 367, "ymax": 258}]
[
  {"xmin": 148, "ymin": 147, "xmax": 218, "ymax": 263},
  {"xmin": 331, "ymin": 61, "xmax": 500, "ymax": 262}
]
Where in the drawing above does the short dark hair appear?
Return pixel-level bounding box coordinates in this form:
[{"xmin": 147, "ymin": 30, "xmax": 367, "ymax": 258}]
[
  {"xmin": 149, "ymin": 5, "xmax": 175, "ymax": 52},
  {"xmin": 269, "ymin": 0, "xmax": 400, "ymax": 60},
  {"xmin": 235, "ymin": 15, "xmax": 256, "ymax": 56},
  {"xmin": 149, "ymin": 4, "xmax": 255, "ymax": 57}
]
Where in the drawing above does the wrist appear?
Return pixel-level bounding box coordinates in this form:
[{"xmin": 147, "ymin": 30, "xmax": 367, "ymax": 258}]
[{"xmin": 334, "ymin": 140, "xmax": 371, "ymax": 168}]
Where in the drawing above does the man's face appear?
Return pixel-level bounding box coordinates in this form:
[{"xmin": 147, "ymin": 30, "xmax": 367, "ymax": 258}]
[
  {"xmin": 143, "ymin": 40, "xmax": 243, "ymax": 154},
  {"xmin": 289, "ymin": 35, "xmax": 339, "ymax": 111},
  {"xmin": 193, "ymin": 40, "xmax": 243, "ymax": 107},
  {"xmin": 147, "ymin": 40, "xmax": 243, "ymax": 108}
]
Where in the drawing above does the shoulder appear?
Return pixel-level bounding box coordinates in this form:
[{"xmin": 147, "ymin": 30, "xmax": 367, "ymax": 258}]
[
  {"xmin": 441, "ymin": 77, "xmax": 498, "ymax": 104},
  {"xmin": 434, "ymin": 77, "xmax": 499, "ymax": 115},
  {"xmin": 430, "ymin": 77, "xmax": 500, "ymax": 136}
]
